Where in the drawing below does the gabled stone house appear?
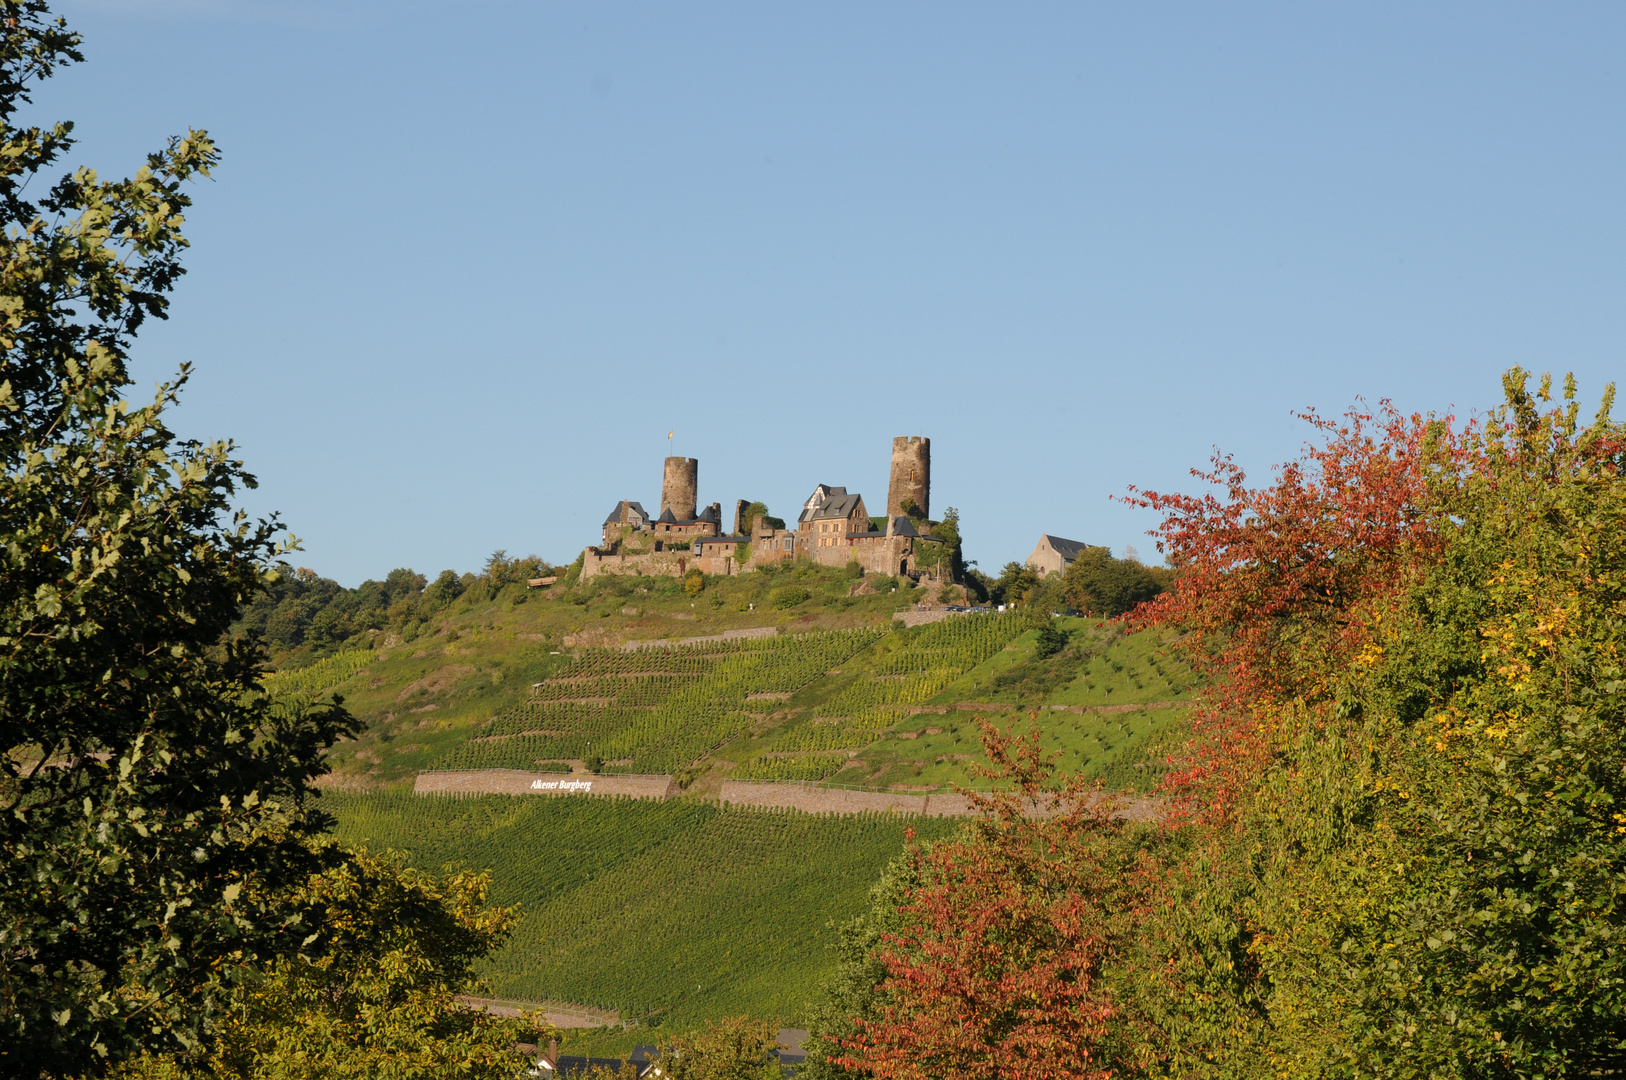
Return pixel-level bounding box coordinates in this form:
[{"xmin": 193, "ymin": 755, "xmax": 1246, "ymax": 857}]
[
  {"xmin": 800, "ymin": 486, "xmax": 869, "ymax": 554},
  {"xmin": 1026, "ymin": 534, "xmax": 1089, "ymax": 578}
]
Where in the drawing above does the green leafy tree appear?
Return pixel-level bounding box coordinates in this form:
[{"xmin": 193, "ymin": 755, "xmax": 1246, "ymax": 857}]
[
  {"xmin": 802, "ymin": 857, "xmax": 919, "ymax": 1080},
  {"xmin": 924, "ymin": 507, "xmax": 965, "ymax": 580},
  {"xmin": 1125, "ymin": 372, "xmax": 1626, "ymax": 1075},
  {"xmin": 990, "ymin": 562, "xmax": 1040, "ymax": 606},
  {"xmin": 111, "ymin": 849, "xmax": 540, "ymax": 1080},
  {"xmin": 1059, "ymin": 547, "xmax": 1163, "ymax": 617},
  {"xmin": 1237, "ymin": 374, "xmax": 1626, "ymax": 1075},
  {"xmin": 423, "ymin": 569, "xmax": 465, "ymax": 607},
  {"xmin": 0, "ymin": 5, "xmax": 353, "ymax": 1072},
  {"xmin": 658, "ymin": 1016, "xmax": 782, "ymax": 1080},
  {"xmin": 738, "ymin": 501, "xmax": 782, "ymax": 536}
]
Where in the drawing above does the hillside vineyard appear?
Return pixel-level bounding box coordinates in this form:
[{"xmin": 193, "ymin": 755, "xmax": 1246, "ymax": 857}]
[{"xmin": 431, "ymin": 617, "xmax": 1027, "ymax": 780}]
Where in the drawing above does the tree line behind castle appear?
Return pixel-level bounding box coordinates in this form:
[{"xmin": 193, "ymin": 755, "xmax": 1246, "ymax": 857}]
[{"xmin": 234, "ymin": 434, "xmax": 1169, "ymax": 655}]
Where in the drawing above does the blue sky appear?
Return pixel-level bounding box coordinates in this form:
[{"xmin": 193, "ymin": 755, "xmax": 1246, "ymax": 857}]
[{"xmin": 48, "ymin": 1, "xmax": 1626, "ymax": 584}]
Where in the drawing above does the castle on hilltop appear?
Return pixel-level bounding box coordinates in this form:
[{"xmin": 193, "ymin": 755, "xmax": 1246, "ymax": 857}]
[{"xmin": 581, "ymin": 436, "xmax": 945, "ymax": 583}]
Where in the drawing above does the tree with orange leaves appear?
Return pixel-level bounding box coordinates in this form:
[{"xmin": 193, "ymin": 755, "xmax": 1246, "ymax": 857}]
[
  {"xmin": 807, "ymin": 720, "xmax": 1159, "ymax": 1080},
  {"xmin": 1124, "ymin": 396, "xmax": 1462, "ymax": 821}
]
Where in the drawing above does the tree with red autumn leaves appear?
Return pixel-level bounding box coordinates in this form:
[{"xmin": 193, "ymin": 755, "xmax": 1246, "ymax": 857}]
[
  {"xmin": 805, "ymin": 722, "xmax": 1159, "ymax": 1080},
  {"xmin": 1123, "ymin": 397, "xmax": 1463, "ymax": 823},
  {"xmin": 811, "ymin": 370, "xmax": 1626, "ymax": 1078}
]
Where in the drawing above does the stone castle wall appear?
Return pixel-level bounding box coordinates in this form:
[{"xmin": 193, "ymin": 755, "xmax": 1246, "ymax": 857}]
[
  {"xmin": 807, "ymin": 533, "xmax": 919, "ymax": 576},
  {"xmin": 584, "ymin": 532, "xmax": 930, "ymax": 581},
  {"xmin": 581, "ymin": 548, "xmax": 690, "ymax": 582},
  {"xmin": 580, "ymin": 547, "xmax": 743, "ymax": 581},
  {"xmin": 748, "ymin": 522, "xmax": 798, "ymax": 568}
]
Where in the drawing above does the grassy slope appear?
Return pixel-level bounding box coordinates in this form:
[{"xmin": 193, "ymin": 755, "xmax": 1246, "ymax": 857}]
[{"xmin": 287, "ymin": 565, "xmax": 1201, "ymax": 1044}]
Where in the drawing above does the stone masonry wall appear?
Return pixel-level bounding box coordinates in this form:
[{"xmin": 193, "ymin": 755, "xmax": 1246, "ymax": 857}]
[
  {"xmin": 580, "ymin": 548, "xmax": 691, "ymax": 582},
  {"xmin": 720, "ymin": 779, "xmax": 1165, "ymax": 821},
  {"xmin": 747, "ymin": 523, "xmax": 797, "ymax": 569},
  {"xmin": 805, "ymin": 533, "xmax": 918, "ymax": 576},
  {"xmin": 416, "ymin": 769, "xmax": 677, "ymax": 800}
]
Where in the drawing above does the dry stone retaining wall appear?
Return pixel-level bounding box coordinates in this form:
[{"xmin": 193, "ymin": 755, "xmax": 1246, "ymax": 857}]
[
  {"xmin": 415, "ymin": 769, "xmax": 677, "ymax": 800},
  {"xmin": 892, "ymin": 608, "xmax": 960, "ymax": 628},
  {"xmin": 413, "ymin": 772, "xmax": 1165, "ymax": 819},
  {"xmin": 719, "ymin": 780, "xmax": 1164, "ymax": 821},
  {"xmin": 620, "ymin": 626, "xmax": 778, "ymax": 652}
]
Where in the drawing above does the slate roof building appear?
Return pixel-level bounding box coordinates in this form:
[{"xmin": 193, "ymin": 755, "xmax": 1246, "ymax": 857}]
[
  {"xmin": 1027, "ymin": 534, "xmax": 1089, "ymax": 578},
  {"xmin": 604, "ymin": 500, "xmax": 650, "ymax": 529},
  {"xmin": 797, "ymin": 484, "xmax": 848, "ymax": 528},
  {"xmin": 801, "ymin": 487, "xmax": 869, "ymax": 554}
]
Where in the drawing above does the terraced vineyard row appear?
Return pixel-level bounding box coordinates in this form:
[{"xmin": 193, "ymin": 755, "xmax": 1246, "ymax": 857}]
[
  {"xmin": 262, "ymin": 648, "xmax": 377, "ymax": 699},
  {"xmin": 431, "ymin": 629, "xmax": 885, "ymax": 774},
  {"xmin": 739, "ymin": 615, "xmax": 1027, "ymax": 780},
  {"xmin": 546, "ymin": 648, "xmax": 719, "ymax": 679},
  {"xmin": 530, "ymin": 674, "xmax": 695, "ymax": 705},
  {"xmin": 325, "ymin": 792, "xmax": 961, "ymax": 1031},
  {"xmin": 815, "ymin": 615, "xmax": 1023, "ymax": 716},
  {"xmin": 431, "ymin": 617, "xmax": 1024, "ymax": 779},
  {"xmin": 871, "ymin": 613, "xmax": 1025, "ymax": 675},
  {"xmin": 433, "ymin": 700, "xmax": 758, "ymax": 774},
  {"xmin": 732, "ymin": 752, "xmax": 853, "ymax": 781}
]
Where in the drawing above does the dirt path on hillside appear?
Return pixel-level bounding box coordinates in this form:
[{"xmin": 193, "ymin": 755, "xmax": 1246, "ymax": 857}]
[{"xmin": 455, "ymin": 995, "xmax": 616, "ymax": 1028}]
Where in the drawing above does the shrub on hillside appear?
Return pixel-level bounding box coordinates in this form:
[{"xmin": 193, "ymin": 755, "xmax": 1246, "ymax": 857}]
[
  {"xmin": 1031, "ymin": 623, "xmax": 1071, "ymax": 659},
  {"xmin": 771, "ymin": 586, "xmax": 811, "ymax": 610}
]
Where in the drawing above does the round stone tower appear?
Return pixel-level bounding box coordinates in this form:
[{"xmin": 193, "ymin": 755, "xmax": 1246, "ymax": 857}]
[
  {"xmin": 887, "ymin": 436, "xmax": 930, "ymax": 520},
  {"xmin": 661, "ymin": 456, "xmax": 699, "ymax": 521}
]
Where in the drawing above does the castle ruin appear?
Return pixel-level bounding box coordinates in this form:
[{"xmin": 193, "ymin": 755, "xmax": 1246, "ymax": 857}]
[{"xmin": 580, "ymin": 435, "xmax": 946, "ymax": 583}]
